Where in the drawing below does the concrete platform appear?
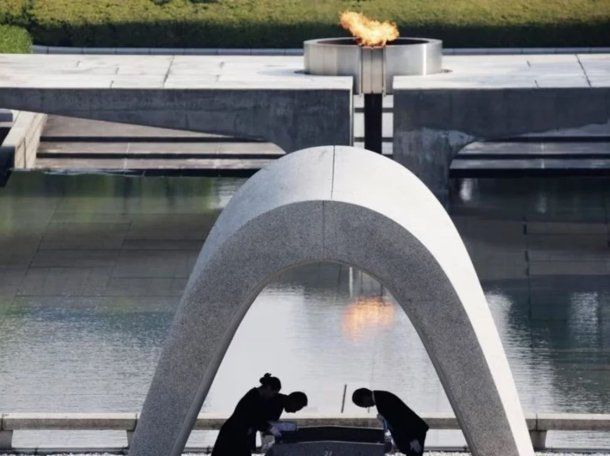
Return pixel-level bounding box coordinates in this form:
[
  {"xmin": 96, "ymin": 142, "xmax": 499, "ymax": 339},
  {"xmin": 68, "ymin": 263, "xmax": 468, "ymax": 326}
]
[
  {"xmin": 2, "ymin": 53, "xmax": 610, "ymax": 186},
  {"xmin": 395, "ymin": 54, "xmax": 610, "ymax": 89},
  {"xmin": 0, "ymin": 54, "xmax": 353, "ymax": 153},
  {"xmin": 393, "ymin": 54, "xmax": 610, "ymax": 200},
  {"xmin": 0, "ymin": 54, "xmax": 348, "ymax": 90}
]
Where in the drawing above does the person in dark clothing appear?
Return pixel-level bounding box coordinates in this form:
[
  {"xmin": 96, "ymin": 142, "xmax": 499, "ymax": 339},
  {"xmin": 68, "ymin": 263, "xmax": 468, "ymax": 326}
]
[
  {"xmin": 265, "ymin": 391, "xmax": 309, "ymax": 421},
  {"xmin": 212, "ymin": 373, "xmax": 282, "ymax": 456},
  {"xmin": 352, "ymin": 388, "xmax": 428, "ymax": 456},
  {"xmin": 254, "ymin": 391, "xmax": 309, "ymax": 450}
]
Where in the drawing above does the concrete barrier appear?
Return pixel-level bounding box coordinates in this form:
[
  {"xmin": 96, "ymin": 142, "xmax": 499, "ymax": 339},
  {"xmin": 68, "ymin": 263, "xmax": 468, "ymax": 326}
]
[
  {"xmin": 0, "ymin": 110, "xmax": 47, "ymax": 171},
  {"xmin": 0, "ymin": 412, "xmax": 609, "ymax": 452},
  {"xmin": 0, "ymin": 55, "xmax": 354, "ymax": 153}
]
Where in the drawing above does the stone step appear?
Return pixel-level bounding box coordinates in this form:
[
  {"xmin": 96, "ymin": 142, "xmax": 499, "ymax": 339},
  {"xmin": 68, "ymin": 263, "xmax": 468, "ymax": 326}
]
[
  {"xmin": 450, "ymin": 158, "xmax": 610, "ymax": 177},
  {"xmin": 42, "ymin": 115, "xmax": 223, "ymax": 139},
  {"xmin": 34, "ymin": 157, "xmax": 272, "ymax": 175},
  {"xmin": 460, "ymin": 140, "xmax": 610, "ymax": 157},
  {"xmin": 37, "ymin": 140, "xmax": 284, "ymax": 158}
]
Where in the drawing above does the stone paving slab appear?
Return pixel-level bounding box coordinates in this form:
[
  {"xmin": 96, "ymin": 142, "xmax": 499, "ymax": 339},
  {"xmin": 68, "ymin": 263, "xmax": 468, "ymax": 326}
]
[
  {"xmin": 0, "ymin": 55, "xmax": 350, "ymax": 90},
  {"xmin": 394, "ymin": 54, "xmax": 610, "ymax": 89},
  {"xmin": 1, "ymin": 53, "xmax": 608, "ymax": 90}
]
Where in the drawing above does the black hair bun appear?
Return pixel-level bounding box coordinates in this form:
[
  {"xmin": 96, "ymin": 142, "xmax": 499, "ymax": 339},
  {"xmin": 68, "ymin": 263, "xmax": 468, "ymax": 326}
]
[{"xmin": 259, "ymin": 373, "xmax": 282, "ymax": 391}]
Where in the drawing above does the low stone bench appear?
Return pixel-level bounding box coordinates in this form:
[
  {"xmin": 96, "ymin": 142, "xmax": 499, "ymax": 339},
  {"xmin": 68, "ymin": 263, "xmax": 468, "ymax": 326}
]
[{"xmin": 1, "ymin": 412, "xmax": 609, "ymax": 452}]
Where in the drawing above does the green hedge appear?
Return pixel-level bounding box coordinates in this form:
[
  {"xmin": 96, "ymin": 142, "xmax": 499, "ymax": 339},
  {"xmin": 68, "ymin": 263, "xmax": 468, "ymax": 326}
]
[
  {"xmin": 1, "ymin": 0, "xmax": 610, "ymax": 48},
  {"xmin": 0, "ymin": 25, "xmax": 32, "ymax": 53}
]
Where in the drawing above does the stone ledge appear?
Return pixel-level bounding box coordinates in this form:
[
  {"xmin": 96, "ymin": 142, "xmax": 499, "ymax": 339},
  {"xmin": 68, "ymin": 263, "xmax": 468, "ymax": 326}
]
[
  {"xmin": 0, "ymin": 110, "xmax": 47, "ymax": 170},
  {"xmin": 31, "ymin": 45, "xmax": 610, "ymax": 56},
  {"xmin": 1, "ymin": 412, "xmax": 607, "ymax": 432},
  {"xmin": 1, "ymin": 412, "xmax": 137, "ymax": 431},
  {"xmin": 536, "ymin": 413, "xmax": 610, "ymax": 431}
]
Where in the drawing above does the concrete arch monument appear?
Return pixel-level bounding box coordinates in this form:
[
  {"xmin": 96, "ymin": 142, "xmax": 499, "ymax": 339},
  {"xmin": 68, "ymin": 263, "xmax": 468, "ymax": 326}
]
[{"xmin": 130, "ymin": 146, "xmax": 534, "ymax": 456}]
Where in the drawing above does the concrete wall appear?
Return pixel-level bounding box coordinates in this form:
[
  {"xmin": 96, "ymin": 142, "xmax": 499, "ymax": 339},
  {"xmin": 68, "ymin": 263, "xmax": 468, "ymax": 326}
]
[
  {"xmin": 393, "ymin": 88, "xmax": 610, "ymax": 201},
  {"xmin": 0, "ymin": 88, "xmax": 352, "ymax": 152},
  {"xmin": 0, "ymin": 111, "xmax": 47, "ymax": 181}
]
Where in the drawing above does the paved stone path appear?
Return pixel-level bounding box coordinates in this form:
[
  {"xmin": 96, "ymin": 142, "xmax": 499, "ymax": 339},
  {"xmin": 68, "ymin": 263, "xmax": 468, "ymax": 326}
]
[
  {"xmin": 395, "ymin": 54, "xmax": 610, "ymax": 89},
  {"xmin": 0, "ymin": 53, "xmax": 608, "ymax": 89},
  {"xmin": 0, "ymin": 54, "xmax": 350, "ymax": 89}
]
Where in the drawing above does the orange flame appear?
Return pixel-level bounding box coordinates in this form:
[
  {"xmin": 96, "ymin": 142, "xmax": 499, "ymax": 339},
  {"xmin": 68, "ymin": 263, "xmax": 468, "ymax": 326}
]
[{"xmin": 340, "ymin": 11, "xmax": 399, "ymax": 47}]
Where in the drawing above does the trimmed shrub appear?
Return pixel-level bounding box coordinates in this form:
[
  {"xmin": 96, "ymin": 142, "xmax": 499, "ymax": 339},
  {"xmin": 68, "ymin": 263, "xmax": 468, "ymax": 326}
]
[
  {"xmin": 0, "ymin": 0, "xmax": 609, "ymax": 48},
  {"xmin": 0, "ymin": 24, "xmax": 32, "ymax": 53}
]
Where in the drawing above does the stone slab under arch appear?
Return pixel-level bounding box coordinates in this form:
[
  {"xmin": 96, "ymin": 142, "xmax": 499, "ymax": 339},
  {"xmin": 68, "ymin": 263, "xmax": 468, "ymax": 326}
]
[{"xmin": 129, "ymin": 145, "xmax": 534, "ymax": 456}]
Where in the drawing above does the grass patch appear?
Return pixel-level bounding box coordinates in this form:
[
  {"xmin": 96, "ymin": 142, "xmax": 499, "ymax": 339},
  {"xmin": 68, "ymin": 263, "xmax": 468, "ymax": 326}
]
[
  {"xmin": 0, "ymin": 25, "xmax": 32, "ymax": 53},
  {"xmin": 1, "ymin": 0, "xmax": 610, "ymax": 48}
]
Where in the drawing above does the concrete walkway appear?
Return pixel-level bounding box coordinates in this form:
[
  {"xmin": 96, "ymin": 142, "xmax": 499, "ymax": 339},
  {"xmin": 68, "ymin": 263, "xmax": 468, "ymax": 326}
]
[
  {"xmin": 1, "ymin": 53, "xmax": 607, "ymax": 89},
  {"xmin": 395, "ymin": 53, "xmax": 610, "ymax": 89},
  {"xmin": 0, "ymin": 54, "xmax": 346, "ymax": 89}
]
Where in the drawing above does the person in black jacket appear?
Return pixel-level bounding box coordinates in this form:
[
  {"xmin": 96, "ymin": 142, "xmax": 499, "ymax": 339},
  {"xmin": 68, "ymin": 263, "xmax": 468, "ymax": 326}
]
[
  {"xmin": 212, "ymin": 373, "xmax": 283, "ymax": 456},
  {"xmin": 254, "ymin": 391, "xmax": 309, "ymax": 450},
  {"xmin": 352, "ymin": 388, "xmax": 428, "ymax": 456},
  {"xmin": 264, "ymin": 391, "xmax": 309, "ymax": 421}
]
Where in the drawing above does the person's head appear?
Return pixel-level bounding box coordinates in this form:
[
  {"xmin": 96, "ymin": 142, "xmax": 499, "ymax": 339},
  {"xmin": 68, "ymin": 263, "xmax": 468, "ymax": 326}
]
[
  {"xmin": 259, "ymin": 373, "xmax": 282, "ymax": 399},
  {"xmin": 284, "ymin": 391, "xmax": 308, "ymax": 413},
  {"xmin": 352, "ymin": 388, "xmax": 375, "ymax": 408}
]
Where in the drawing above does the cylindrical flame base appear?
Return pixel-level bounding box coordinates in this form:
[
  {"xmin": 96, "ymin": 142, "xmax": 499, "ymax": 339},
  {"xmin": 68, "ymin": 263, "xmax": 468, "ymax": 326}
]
[{"xmin": 304, "ymin": 37, "xmax": 443, "ymax": 94}]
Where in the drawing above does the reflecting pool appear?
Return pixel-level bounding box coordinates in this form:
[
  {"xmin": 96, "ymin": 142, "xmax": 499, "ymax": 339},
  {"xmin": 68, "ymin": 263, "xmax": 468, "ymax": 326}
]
[{"xmin": 0, "ymin": 172, "xmax": 608, "ymax": 450}]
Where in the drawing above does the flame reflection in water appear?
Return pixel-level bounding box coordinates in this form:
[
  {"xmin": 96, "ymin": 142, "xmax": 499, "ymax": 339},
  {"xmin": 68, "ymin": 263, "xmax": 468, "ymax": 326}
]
[{"xmin": 342, "ymin": 295, "xmax": 396, "ymax": 341}]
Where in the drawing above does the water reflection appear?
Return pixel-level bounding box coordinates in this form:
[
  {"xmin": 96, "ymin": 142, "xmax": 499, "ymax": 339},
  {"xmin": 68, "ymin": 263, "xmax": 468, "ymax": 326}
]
[
  {"xmin": 0, "ymin": 172, "xmax": 608, "ymax": 449},
  {"xmin": 342, "ymin": 295, "xmax": 396, "ymax": 342}
]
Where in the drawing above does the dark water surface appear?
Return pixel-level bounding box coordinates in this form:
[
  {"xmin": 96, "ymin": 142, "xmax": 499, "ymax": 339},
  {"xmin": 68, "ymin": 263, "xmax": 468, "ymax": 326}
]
[{"xmin": 0, "ymin": 172, "xmax": 608, "ymax": 449}]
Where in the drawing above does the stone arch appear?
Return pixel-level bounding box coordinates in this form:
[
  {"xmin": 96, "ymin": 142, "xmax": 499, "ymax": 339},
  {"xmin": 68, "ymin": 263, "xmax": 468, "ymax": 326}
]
[{"xmin": 129, "ymin": 146, "xmax": 534, "ymax": 456}]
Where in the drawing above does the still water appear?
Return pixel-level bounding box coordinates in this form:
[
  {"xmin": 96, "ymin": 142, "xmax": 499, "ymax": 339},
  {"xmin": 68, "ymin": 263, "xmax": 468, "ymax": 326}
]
[{"xmin": 0, "ymin": 172, "xmax": 608, "ymax": 450}]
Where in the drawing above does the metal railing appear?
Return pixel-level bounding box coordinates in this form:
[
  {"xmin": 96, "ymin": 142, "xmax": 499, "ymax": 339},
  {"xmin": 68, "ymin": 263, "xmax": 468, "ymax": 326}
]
[{"xmin": 1, "ymin": 412, "xmax": 609, "ymax": 453}]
